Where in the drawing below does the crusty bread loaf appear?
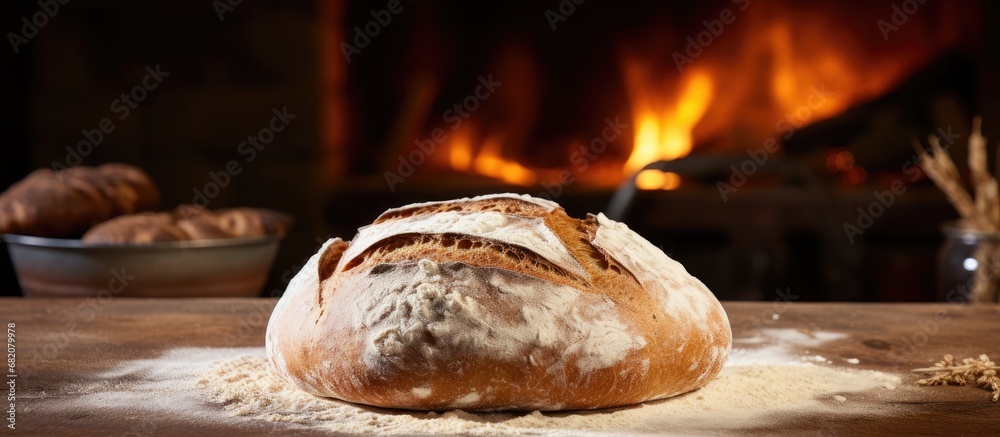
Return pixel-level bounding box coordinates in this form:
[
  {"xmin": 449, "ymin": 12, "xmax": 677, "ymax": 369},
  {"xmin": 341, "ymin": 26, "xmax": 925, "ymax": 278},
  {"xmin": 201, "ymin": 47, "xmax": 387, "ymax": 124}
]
[
  {"xmin": 81, "ymin": 206, "xmax": 294, "ymax": 244},
  {"xmin": 0, "ymin": 164, "xmax": 160, "ymax": 237},
  {"xmin": 266, "ymin": 193, "xmax": 731, "ymax": 411}
]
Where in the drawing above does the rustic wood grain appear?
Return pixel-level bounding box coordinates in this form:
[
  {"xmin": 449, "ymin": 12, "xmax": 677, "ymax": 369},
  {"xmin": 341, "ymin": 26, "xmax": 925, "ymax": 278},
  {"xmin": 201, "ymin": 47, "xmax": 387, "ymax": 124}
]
[{"xmin": 1, "ymin": 299, "xmax": 998, "ymax": 436}]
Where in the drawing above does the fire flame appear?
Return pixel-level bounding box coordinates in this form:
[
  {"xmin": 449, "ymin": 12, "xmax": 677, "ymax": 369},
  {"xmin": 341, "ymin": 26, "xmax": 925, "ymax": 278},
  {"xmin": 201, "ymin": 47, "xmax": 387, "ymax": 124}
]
[
  {"xmin": 624, "ymin": 64, "xmax": 714, "ymax": 190},
  {"xmin": 428, "ymin": 4, "xmax": 935, "ymax": 190},
  {"xmin": 443, "ymin": 127, "xmax": 537, "ymax": 186},
  {"xmin": 620, "ymin": 13, "xmax": 921, "ymax": 190}
]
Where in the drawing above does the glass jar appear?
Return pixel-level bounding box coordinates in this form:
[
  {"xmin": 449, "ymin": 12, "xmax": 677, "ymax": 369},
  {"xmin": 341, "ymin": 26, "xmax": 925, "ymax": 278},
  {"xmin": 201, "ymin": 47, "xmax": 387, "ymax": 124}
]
[{"xmin": 937, "ymin": 221, "xmax": 1000, "ymax": 303}]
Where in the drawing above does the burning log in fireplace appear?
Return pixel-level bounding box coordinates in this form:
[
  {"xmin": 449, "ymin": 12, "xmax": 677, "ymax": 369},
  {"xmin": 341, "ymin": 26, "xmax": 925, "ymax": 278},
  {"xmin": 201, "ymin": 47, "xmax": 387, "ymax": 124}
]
[
  {"xmin": 336, "ymin": 0, "xmax": 960, "ymax": 192},
  {"xmin": 327, "ymin": 0, "xmax": 982, "ymax": 301}
]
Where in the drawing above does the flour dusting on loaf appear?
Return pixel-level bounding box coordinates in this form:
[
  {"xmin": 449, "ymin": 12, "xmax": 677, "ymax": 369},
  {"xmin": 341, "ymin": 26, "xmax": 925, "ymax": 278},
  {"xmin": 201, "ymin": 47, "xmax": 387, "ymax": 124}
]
[
  {"xmin": 266, "ymin": 193, "xmax": 731, "ymax": 411},
  {"xmin": 592, "ymin": 212, "xmax": 716, "ymax": 320},
  {"xmin": 357, "ymin": 259, "xmax": 644, "ymax": 373}
]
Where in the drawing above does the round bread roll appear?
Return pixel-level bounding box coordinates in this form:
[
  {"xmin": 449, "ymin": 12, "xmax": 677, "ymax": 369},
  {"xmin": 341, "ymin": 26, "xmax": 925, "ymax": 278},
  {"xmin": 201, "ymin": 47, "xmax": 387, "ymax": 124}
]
[
  {"xmin": 0, "ymin": 164, "xmax": 160, "ymax": 238},
  {"xmin": 266, "ymin": 194, "xmax": 731, "ymax": 411},
  {"xmin": 81, "ymin": 206, "xmax": 294, "ymax": 244}
]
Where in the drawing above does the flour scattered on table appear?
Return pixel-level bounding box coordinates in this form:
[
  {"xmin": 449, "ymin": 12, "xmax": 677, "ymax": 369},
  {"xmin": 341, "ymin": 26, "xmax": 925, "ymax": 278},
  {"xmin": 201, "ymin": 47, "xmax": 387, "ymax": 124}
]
[
  {"xmin": 803, "ymin": 354, "xmax": 831, "ymax": 364},
  {"xmin": 195, "ymin": 328, "xmax": 901, "ymax": 435},
  {"xmin": 45, "ymin": 331, "xmax": 901, "ymax": 435},
  {"xmin": 39, "ymin": 347, "xmax": 265, "ymax": 430}
]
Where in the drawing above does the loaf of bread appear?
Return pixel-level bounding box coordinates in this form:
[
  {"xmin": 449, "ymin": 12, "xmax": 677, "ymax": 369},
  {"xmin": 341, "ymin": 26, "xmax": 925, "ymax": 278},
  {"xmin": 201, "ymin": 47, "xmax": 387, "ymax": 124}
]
[
  {"xmin": 81, "ymin": 206, "xmax": 294, "ymax": 244},
  {"xmin": 0, "ymin": 164, "xmax": 160, "ymax": 238},
  {"xmin": 266, "ymin": 193, "xmax": 731, "ymax": 411}
]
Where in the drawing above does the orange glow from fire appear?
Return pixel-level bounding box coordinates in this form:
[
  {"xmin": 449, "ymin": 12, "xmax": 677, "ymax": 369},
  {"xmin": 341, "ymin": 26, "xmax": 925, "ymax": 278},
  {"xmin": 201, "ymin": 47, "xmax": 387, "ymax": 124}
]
[
  {"xmin": 624, "ymin": 67, "xmax": 714, "ymax": 190},
  {"xmin": 758, "ymin": 20, "xmax": 898, "ymax": 122},
  {"xmin": 448, "ymin": 129, "xmax": 473, "ymax": 171},
  {"xmin": 619, "ymin": 9, "xmax": 928, "ymax": 191},
  {"xmin": 443, "ymin": 128, "xmax": 537, "ymax": 186},
  {"xmin": 419, "ymin": 2, "xmax": 946, "ymax": 190},
  {"xmin": 472, "ymin": 134, "xmax": 537, "ymax": 186}
]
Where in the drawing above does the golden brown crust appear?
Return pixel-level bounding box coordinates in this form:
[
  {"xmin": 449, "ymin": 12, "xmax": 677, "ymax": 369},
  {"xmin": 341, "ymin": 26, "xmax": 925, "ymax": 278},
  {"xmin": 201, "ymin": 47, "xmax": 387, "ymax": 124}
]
[
  {"xmin": 0, "ymin": 164, "xmax": 160, "ymax": 238},
  {"xmin": 267, "ymin": 194, "xmax": 731, "ymax": 411},
  {"xmin": 215, "ymin": 207, "xmax": 293, "ymax": 237},
  {"xmin": 80, "ymin": 213, "xmax": 188, "ymax": 244},
  {"xmin": 346, "ymin": 199, "xmax": 642, "ymax": 298},
  {"xmin": 374, "ymin": 196, "xmax": 551, "ymax": 224},
  {"xmin": 98, "ymin": 163, "xmax": 160, "ymax": 213},
  {"xmin": 81, "ymin": 206, "xmax": 294, "ymax": 244},
  {"xmin": 174, "ymin": 214, "xmax": 230, "ymax": 241}
]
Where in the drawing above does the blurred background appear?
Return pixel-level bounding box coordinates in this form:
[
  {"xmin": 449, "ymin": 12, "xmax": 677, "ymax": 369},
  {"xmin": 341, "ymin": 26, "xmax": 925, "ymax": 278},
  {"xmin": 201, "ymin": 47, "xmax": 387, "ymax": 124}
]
[{"xmin": 2, "ymin": 0, "xmax": 997, "ymax": 301}]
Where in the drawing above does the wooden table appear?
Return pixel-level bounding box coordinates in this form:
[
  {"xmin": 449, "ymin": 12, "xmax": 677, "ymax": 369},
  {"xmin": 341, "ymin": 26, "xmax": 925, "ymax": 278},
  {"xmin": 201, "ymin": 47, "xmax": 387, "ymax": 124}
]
[{"xmin": 2, "ymin": 299, "xmax": 998, "ymax": 436}]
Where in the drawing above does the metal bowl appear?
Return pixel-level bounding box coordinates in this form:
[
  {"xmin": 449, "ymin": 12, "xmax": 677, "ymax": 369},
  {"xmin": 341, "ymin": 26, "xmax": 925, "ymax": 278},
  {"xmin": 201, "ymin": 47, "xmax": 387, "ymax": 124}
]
[{"xmin": 3, "ymin": 234, "xmax": 282, "ymax": 297}]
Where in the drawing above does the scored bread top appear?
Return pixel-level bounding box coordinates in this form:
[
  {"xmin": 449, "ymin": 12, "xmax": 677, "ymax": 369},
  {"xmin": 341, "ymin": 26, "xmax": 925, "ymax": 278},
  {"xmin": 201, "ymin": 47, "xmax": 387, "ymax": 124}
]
[
  {"xmin": 269, "ymin": 193, "xmax": 731, "ymax": 410},
  {"xmin": 333, "ymin": 193, "xmax": 641, "ymax": 298}
]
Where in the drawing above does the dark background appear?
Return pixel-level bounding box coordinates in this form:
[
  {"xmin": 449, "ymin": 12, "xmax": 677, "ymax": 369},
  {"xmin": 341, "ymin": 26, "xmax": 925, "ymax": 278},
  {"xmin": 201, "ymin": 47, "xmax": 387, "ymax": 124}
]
[{"xmin": 2, "ymin": 1, "xmax": 997, "ymax": 300}]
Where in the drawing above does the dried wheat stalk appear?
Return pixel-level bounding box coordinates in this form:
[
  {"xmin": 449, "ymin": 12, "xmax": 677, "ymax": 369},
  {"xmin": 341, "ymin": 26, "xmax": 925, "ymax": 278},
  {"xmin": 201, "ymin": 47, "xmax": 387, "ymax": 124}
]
[
  {"xmin": 916, "ymin": 117, "xmax": 1000, "ymax": 301},
  {"xmin": 915, "ymin": 136, "xmax": 983, "ymax": 229},
  {"xmin": 913, "ymin": 354, "xmax": 1000, "ymax": 402},
  {"xmin": 970, "ymin": 119, "xmax": 990, "ymax": 210},
  {"xmin": 987, "ymin": 180, "xmax": 1000, "ymax": 230}
]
